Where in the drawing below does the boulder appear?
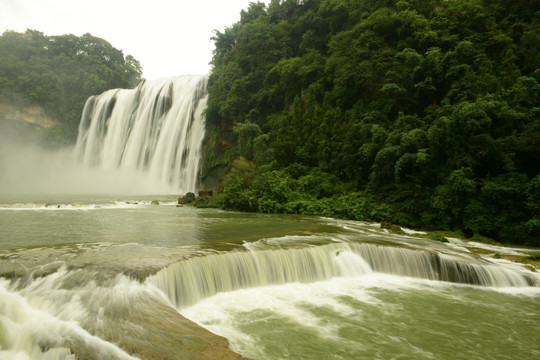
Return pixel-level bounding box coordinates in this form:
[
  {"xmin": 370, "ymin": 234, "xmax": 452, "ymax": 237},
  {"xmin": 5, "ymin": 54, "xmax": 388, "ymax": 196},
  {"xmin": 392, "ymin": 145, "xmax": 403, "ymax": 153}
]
[{"xmin": 178, "ymin": 192, "xmax": 196, "ymax": 204}]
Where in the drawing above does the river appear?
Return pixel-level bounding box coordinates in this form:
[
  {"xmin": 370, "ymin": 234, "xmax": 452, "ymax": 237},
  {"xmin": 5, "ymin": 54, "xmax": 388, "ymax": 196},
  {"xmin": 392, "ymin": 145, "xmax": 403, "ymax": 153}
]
[{"xmin": 1, "ymin": 195, "xmax": 539, "ymax": 359}]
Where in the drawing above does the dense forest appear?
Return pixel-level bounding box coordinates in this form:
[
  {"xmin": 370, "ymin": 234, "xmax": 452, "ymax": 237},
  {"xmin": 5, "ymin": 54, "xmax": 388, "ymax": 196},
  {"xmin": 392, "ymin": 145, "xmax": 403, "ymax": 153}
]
[
  {"xmin": 0, "ymin": 29, "xmax": 142, "ymax": 144},
  {"xmin": 201, "ymin": 0, "xmax": 540, "ymax": 245}
]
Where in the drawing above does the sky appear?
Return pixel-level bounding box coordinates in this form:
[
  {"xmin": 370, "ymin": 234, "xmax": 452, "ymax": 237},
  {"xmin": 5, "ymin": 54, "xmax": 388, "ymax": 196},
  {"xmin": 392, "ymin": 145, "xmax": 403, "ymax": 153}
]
[{"xmin": 0, "ymin": 0, "xmax": 269, "ymax": 80}]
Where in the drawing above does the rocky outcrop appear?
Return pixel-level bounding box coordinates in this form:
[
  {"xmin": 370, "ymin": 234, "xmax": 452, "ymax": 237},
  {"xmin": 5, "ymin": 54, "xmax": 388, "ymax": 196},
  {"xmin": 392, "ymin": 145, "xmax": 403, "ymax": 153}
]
[
  {"xmin": 0, "ymin": 102, "xmax": 56, "ymax": 129},
  {"xmin": 178, "ymin": 192, "xmax": 197, "ymax": 205},
  {"xmin": 178, "ymin": 190, "xmax": 214, "ymax": 206}
]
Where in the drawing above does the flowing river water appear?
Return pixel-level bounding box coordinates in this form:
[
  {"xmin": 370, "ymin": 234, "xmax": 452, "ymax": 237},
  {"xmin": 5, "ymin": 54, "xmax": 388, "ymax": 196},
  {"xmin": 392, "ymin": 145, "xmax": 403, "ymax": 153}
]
[{"xmin": 1, "ymin": 196, "xmax": 539, "ymax": 360}]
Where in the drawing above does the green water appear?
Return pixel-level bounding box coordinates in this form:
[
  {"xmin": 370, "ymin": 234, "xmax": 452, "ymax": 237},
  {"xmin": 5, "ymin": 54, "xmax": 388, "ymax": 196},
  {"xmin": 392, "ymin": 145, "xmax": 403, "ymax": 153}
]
[
  {"xmin": 1, "ymin": 196, "xmax": 539, "ymax": 360},
  {"xmin": 187, "ymin": 279, "xmax": 539, "ymax": 360},
  {"xmin": 0, "ymin": 195, "xmax": 336, "ymax": 250}
]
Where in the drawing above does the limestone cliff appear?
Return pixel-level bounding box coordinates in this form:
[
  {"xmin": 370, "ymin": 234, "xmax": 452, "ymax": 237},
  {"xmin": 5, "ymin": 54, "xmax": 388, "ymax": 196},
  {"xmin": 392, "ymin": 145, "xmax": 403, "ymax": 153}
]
[{"xmin": 0, "ymin": 102, "xmax": 56, "ymax": 129}]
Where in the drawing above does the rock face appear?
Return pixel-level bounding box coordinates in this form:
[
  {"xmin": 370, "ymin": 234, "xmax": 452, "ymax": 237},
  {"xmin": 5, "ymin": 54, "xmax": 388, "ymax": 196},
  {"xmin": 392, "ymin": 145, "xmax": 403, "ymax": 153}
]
[
  {"xmin": 0, "ymin": 102, "xmax": 56, "ymax": 128},
  {"xmin": 109, "ymin": 296, "xmax": 245, "ymax": 360},
  {"xmin": 0, "ymin": 102, "xmax": 57, "ymax": 143}
]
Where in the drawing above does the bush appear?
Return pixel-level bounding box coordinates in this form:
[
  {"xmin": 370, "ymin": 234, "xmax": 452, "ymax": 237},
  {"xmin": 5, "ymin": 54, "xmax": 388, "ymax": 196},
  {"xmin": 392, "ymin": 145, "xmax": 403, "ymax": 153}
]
[
  {"xmin": 298, "ymin": 169, "xmax": 340, "ymax": 199},
  {"xmin": 523, "ymin": 218, "xmax": 540, "ymax": 246},
  {"xmin": 253, "ymin": 170, "xmax": 294, "ymax": 203}
]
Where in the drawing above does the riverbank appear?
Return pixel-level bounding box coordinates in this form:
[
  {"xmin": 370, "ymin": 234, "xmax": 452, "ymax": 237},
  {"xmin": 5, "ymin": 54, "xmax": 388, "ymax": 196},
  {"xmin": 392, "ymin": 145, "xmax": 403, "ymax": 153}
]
[{"xmin": 178, "ymin": 192, "xmax": 540, "ymax": 271}]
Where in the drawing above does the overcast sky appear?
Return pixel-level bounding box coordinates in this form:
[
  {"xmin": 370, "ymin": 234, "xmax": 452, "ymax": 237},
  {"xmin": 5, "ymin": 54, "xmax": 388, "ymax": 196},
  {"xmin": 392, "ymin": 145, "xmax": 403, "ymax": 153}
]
[{"xmin": 1, "ymin": 0, "xmax": 268, "ymax": 80}]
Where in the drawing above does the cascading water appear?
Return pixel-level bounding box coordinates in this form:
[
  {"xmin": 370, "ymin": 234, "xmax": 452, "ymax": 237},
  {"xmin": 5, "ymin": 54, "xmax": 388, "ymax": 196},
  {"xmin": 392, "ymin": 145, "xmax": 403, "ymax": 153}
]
[
  {"xmin": 2, "ymin": 205, "xmax": 540, "ymax": 360},
  {"xmin": 147, "ymin": 242, "xmax": 539, "ymax": 310},
  {"xmin": 74, "ymin": 75, "xmax": 207, "ymax": 194}
]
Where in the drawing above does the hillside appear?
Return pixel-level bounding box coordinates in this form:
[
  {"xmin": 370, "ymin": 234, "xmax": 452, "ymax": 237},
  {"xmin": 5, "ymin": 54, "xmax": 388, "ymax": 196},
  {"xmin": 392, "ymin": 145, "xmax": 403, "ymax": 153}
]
[
  {"xmin": 201, "ymin": 0, "xmax": 540, "ymax": 245},
  {"xmin": 0, "ymin": 29, "xmax": 142, "ymax": 145}
]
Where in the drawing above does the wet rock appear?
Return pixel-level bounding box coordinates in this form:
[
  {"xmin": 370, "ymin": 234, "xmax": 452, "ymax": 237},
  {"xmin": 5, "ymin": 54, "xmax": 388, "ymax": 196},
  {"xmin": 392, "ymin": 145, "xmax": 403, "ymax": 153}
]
[
  {"xmin": 178, "ymin": 192, "xmax": 196, "ymax": 205},
  {"xmin": 380, "ymin": 221, "xmax": 404, "ymax": 234}
]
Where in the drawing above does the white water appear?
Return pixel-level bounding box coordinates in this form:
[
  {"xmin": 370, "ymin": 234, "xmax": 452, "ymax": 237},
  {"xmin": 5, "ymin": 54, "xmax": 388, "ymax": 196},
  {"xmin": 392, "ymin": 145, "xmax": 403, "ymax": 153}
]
[
  {"xmin": 0, "ymin": 200, "xmax": 177, "ymax": 211},
  {"xmin": 0, "ymin": 274, "xmax": 142, "ymax": 360},
  {"xmin": 1, "ymin": 205, "xmax": 539, "ymax": 359},
  {"xmin": 74, "ymin": 75, "xmax": 207, "ymax": 194},
  {"xmin": 180, "ymin": 275, "xmax": 428, "ymax": 358},
  {"xmin": 180, "ymin": 273, "xmax": 540, "ymax": 360},
  {"xmin": 148, "ymin": 241, "xmax": 540, "ymax": 309}
]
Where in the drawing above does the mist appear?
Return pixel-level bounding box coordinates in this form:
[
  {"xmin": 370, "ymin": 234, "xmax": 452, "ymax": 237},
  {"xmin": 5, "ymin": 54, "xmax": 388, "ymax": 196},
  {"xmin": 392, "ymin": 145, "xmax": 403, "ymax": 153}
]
[{"xmin": 0, "ymin": 137, "xmax": 177, "ymax": 196}]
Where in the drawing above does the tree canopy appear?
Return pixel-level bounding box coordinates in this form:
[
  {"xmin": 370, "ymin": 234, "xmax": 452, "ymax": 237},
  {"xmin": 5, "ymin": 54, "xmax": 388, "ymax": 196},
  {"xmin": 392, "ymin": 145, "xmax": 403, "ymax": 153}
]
[
  {"xmin": 0, "ymin": 29, "xmax": 142, "ymax": 144},
  {"xmin": 202, "ymin": 0, "xmax": 540, "ymax": 245}
]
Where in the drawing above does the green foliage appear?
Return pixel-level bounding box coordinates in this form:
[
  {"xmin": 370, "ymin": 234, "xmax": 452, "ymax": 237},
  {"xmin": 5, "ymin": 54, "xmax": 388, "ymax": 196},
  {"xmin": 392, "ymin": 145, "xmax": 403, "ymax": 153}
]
[
  {"xmin": 204, "ymin": 0, "xmax": 540, "ymax": 245},
  {"xmin": 221, "ymin": 157, "xmax": 258, "ymax": 211},
  {"xmin": 233, "ymin": 122, "xmax": 262, "ymax": 160},
  {"xmin": 0, "ymin": 29, "xmax": 142, "ymax": 145}
]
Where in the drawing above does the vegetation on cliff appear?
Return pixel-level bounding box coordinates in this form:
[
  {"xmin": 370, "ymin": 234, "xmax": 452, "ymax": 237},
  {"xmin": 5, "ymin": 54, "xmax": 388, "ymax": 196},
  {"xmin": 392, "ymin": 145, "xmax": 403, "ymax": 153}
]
[
  {"xmin": 0, "ymin": 29, "xmax": 142, "ymax": 144},
  {"xmin": 202, "ymin": 0, "xmax": 540, "ymax": 245}
]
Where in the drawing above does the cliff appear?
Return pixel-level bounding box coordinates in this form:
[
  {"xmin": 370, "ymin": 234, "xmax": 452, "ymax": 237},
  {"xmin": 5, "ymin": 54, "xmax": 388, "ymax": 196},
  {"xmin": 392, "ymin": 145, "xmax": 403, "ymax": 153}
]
[{"xmin": 0, "ymin": 102, "xmax": 56, "ymax": 129}]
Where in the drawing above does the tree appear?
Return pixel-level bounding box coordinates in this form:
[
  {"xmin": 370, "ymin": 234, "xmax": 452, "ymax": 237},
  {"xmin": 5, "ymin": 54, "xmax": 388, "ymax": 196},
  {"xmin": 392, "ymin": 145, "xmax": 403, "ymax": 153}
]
[{"xmin": 0, "ymin": 29, "xmax": 142, "ymax": 145}]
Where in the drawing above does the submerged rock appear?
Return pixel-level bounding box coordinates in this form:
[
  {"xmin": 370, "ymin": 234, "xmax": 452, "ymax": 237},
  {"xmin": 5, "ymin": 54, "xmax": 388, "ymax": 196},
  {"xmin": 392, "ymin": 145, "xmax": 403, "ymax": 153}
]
[{"xmin": 380, "ymin": 221, "xmax": 405, "ymax": 234}]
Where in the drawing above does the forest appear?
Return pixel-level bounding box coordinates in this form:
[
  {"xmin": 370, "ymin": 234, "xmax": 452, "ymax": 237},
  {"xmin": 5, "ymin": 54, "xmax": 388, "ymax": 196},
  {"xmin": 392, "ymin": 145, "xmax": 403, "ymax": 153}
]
[
  {"xmin": 0, "ymin": 29, "xmax": 142, "ymax": 144},
  {"xmin": 201, "ymin": 0, "xmax": 540, "ymax": 245}
]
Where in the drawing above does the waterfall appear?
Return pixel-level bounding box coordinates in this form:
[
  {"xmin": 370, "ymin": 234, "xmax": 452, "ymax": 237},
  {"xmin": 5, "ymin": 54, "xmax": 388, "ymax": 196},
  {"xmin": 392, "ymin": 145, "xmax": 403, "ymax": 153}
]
[
  {"xmin": 354, "ymin": 244, "xmax": 535, "ymax": 287},
  {"xmin": 147, "ymin": 243, "xmax": 539, "ymax": 309},
  {"xmin": 74, "ymin": 75, "xmax": 207, "ymax": 193}
]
